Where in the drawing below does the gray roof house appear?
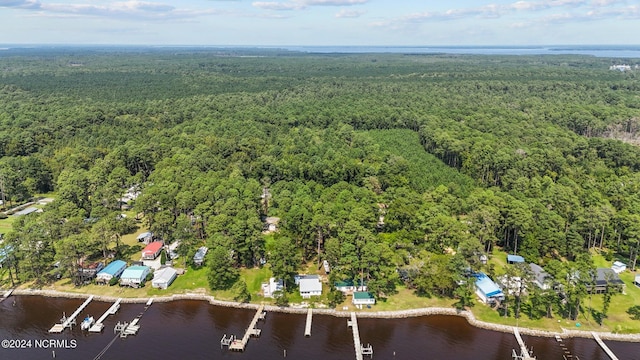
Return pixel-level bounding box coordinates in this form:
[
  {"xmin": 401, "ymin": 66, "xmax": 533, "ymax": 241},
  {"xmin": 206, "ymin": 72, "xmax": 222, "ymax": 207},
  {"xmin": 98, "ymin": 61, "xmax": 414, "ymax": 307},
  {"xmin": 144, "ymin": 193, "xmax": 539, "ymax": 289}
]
[
  {"xmin": 529, "ymin": 263, "xmax": 553, "ymax": 290},
  {"xmin": 297, "ymin": 274, "xmax": 322, "ymax": 299}
]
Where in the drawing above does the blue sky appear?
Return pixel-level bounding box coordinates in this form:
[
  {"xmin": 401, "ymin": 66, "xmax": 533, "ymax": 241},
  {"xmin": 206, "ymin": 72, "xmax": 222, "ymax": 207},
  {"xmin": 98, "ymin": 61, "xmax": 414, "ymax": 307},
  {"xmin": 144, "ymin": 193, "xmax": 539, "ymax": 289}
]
[{"xmin": 1, "ymin": 0, "xmax": 638, "ymax": 45}]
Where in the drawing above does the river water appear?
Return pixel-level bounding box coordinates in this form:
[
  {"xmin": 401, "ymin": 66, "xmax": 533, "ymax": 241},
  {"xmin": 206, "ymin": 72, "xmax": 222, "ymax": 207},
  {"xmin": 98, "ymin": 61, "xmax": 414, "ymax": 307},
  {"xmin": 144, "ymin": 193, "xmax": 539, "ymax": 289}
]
[{"xmin": 1, "ymin": 296, "xmax": 639, "ymax": 360}]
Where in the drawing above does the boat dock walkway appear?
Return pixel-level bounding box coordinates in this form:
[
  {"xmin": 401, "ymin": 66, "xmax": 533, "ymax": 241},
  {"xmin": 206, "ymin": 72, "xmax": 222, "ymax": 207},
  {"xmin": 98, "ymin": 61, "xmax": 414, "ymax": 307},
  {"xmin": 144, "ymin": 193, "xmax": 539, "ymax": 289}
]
[
  {"xmin": 304, "ymin": 308, "xmax": 312, "ymax": 337},
  {"xmin": 347, "ymin": 312, "xmax": 373, "ymax": 360},
  {"xmin": 592, "ymin": 332, "xmax": 619, "ymax": 360},
  {"xmin": 0, "ymin": 288, "xmax": 13, "ymax": 303},
  {"xmin": 113, "ymin": 298, "xmax": 152, "ymax": 338},
  {"xmin": 49, "ymin": 295, "xmax": 94, "ymax": 333},
  {"xmin": 513, "ymin": 328, "xmax": 536, "ymax": 359},
  {"xmin": 89, "ymin": 298, "xmax": 122, "ymax": 332},
  {"xmin": 227, "ymin": 305, "xmax": 266, "ymax": 351}
]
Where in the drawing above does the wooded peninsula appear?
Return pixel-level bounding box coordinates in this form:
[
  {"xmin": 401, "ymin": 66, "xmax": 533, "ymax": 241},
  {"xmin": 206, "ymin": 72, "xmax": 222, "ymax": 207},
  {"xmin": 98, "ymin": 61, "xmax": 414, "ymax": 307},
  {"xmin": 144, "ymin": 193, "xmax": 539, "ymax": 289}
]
[{"xmin": 1, "ymin": 47, "xmax": 640, "ymax": 333}]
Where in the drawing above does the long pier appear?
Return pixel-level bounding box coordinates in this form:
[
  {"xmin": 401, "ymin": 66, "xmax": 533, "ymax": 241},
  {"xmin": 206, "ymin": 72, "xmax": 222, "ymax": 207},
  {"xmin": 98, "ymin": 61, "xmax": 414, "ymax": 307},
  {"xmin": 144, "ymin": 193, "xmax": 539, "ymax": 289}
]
[
  {"xmin": 228, "ymin": 305, "xmax": 266, "ymax": 351},
  {"xmin": 513, "ymin": 328, "xmax": 536, "ymax": 359},
  {"xmin": 305, "ymin": 308, "xmax": 312, "ymax": 337},
  {"xmin": 592, "ymin": 332, "xmax": 619, "ymax": 360},
  {"xmin": 347, "ymin": 312, "xmax": 373, "ymax": 360},
  {"xmin": 89, "ymin": 298, "xmax": 122, "ymax": 332},
  {"xmin": 49, "ymin": 295, "xmax": 94, "ymax": 333}
]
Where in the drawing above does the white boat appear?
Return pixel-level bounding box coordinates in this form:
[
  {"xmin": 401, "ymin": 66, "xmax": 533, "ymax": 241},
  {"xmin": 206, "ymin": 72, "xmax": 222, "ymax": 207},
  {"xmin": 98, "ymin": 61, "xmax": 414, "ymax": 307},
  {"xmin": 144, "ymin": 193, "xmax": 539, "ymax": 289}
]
[{"xmin": 80, "ymin": 316, "xmax": 94, "ymax": 331}]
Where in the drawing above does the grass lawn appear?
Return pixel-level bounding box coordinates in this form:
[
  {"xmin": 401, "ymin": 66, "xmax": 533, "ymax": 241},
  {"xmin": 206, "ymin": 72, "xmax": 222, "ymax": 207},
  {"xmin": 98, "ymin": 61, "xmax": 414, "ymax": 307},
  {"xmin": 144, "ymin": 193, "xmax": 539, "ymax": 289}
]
[{"xmin": 0, "ymin": 216, "xmax": 16, "ymax": 235}]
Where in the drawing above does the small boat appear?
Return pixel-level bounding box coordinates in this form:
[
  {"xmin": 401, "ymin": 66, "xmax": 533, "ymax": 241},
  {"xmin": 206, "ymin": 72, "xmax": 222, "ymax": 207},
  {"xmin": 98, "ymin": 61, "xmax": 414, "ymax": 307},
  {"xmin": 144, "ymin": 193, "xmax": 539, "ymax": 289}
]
[{"xmin": 81, "ymin": 316, "xmax": 94, "ymax": 331}]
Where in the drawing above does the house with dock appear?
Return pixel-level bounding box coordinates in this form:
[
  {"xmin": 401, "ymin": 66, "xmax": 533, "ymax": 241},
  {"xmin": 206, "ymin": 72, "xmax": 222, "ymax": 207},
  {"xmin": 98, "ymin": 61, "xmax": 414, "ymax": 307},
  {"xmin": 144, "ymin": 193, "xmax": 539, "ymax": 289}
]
[
  {"xmin": 96, "ymin": 260, "xmax": 127, "ymax": 284},
  {"xmin": 296, "ymin": 274, "xmax": 322, "ymax": 298},
  {"xmin": 120, "ymin": 265, "xmax": 150, "ymax": 288}
]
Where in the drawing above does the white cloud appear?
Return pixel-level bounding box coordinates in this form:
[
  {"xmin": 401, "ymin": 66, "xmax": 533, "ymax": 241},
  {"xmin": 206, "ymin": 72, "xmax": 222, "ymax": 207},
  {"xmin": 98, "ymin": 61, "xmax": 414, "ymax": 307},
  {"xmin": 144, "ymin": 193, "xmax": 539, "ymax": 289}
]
[
  {"xmin": 335, "ymin": 8, "xmax": 364, "ymax": 18},
  {"xmin": 252, "ymin": 1, "xmax": 303, "ymax": 10},
  {"xmin": 252, "ymin": 0, "xmax": 367, "ymax": 11},
  {"xmin": 2, "ymin": 0, "xmax": 220, "ymax": 20},
  {"xmin": 306, "ymin": 0, "xmax": 367, "ymax": 5},
  {"xmin": 0, "ymin": 0, "xmax": 40, "ymax": 9},
  {"xmin": 373, "ymin": 0, "xmax": 636, "ymax": 30}
]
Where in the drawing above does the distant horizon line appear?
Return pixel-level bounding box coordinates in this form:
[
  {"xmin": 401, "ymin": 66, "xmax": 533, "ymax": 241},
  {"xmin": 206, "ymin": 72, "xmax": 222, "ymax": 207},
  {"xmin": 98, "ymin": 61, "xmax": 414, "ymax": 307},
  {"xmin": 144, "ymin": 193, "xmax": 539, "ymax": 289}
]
[{"xmin": 1, "ymin": 44, "xmax": 640, "ymax": 48}]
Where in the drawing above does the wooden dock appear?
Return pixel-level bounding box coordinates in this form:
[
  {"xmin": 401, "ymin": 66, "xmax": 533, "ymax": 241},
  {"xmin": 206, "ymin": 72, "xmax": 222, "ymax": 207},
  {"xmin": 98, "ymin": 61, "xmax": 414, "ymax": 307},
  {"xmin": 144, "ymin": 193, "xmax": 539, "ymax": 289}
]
[
  {"xmin": 513, "ymin": 328, "xmax": 536, "ymax": 359},
  {"xmin": 592, "ymin": 332, "xmax": 619, "ymax": 360},
  {"xmin": 304, "ymin": 308, "xmax": 312, "ymax": 337},
  {"xmin": 89, "ymin": 298, "xmax": 122, "ymax": 332},
  {"xmin": 347, "ymin": 312, "xmax": 373, "ymax": 360},
  {"xmin": 114, "ymin": 318, "xmax": 140, "ymax": 338},
  {"xmin": 228, "ymin": 305, "xmax": 266, "ymax": 351},
  {"xmin": 0, "ymin": 288, "xmax": 13, "ymax": 303},
  {"xmin": 49, "ymin": 295, "xmax": 94, "ymax": 333}
]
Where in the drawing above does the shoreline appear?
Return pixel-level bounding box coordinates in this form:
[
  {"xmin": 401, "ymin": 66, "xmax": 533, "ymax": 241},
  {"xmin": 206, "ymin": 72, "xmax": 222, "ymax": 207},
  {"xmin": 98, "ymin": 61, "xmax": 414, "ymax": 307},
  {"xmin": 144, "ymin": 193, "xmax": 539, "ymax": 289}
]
[{"xmin": 9, "ymin": 288, "xmax": 640, "ymax": 343}]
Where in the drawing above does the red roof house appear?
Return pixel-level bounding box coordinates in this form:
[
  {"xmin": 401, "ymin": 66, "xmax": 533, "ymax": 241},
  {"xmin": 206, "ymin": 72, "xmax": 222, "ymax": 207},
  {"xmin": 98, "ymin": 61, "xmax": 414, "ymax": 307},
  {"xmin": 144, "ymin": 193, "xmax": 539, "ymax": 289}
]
[{"xmin": 142, "ymin": 241, "xmax": 164, "ymax": 260}]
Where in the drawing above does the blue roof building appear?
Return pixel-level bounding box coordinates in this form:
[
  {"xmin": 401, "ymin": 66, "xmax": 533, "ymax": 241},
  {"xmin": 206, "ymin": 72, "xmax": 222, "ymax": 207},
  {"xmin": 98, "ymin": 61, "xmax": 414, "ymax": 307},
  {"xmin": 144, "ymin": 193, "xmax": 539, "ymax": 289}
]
[
  {"xmin": 96, "ymin": 260, "xmax": 127, "ymax": 283},
  {"xmin": 120, "ymin": 265, "xmax": 150, "ymax": 288},
  {"xmin": 474, "ymin": 272, "xmax": 504, "ymax": 304},
  {"xmin": 507, "ymin": 254, "xmax": 525, "ymax": 264}
]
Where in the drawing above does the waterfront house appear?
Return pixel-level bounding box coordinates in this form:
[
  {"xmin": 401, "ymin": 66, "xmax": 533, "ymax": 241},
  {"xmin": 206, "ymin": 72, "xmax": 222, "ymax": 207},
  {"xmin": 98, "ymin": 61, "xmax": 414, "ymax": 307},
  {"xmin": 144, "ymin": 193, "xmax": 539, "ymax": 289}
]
[
  {"xmin": 151, "ymin": 266, "xmax": 177, "ymax": 289},
  {"xmin": 297, "ymin": 274, "xmax": 322, "ymax": 298},
  {"xmin": 77, "ymin": 261, "xmax": 104, "ymax": 284},
  {"xmin": 529, "ymin": 263, "xmax": 553, "ymax": 290},
  {"xmin": 96, "ymin": 260, "xmax": 127, "ymax": 284},
  {"xmin": 142, "ymin": 241, "xmax": 163, "ymax": 260},
  {"xmin": 507, "ymin": 254, "xmax": 525, "ymax": 264},
  {"xmin": 612, "ymin": 261, "xmax": 627, "ymax": 274},
  {"xmin": 261, "ymin": 277, "xmax": 284, "ymax": 298},
  {"xmin": 352, "ymin": 292, "xmax": 376, "ymax": 306},
  {"xmin": 193, "ymin": 246, "xmax": 208, "ymax": 266},
  {"xmin": 334, "ymin": 279, "xmax": 367, "ymax": 295},
  {"xmin": 474, "ymin": 272, "xmax": 504, "ymax": 304},
  {"xmin": 120, "ymin": 265, "xmax": 150, "ymax": 288},
  {"xmin": 589, "ymin": 268, "xmax": 625, "ymax": 294}
]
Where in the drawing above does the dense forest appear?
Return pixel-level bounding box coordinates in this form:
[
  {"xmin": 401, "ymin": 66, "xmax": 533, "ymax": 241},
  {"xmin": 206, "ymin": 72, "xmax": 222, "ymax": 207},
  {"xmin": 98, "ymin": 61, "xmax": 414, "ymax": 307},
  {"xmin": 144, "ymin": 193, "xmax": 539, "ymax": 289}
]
[{"xmin": 1, "ymin": 47, "xmax": 640, "ymax": 321}]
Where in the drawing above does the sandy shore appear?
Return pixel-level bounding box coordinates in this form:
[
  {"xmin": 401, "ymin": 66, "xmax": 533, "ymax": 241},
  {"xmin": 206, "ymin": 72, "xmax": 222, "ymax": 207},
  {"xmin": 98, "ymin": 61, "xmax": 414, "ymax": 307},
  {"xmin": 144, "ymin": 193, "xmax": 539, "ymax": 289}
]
[{"xmin": 9, "ymin": 288, "xmax": 640, "ymax": 343}]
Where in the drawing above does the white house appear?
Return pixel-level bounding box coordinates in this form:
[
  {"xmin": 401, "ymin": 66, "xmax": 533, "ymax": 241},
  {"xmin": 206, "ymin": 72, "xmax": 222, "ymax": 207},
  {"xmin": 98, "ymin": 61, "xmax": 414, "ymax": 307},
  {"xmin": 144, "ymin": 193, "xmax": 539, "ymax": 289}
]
[
  {"xmin": 261, "ymin": 277, "xmax": 284, "ymax": 298},
  {"xmin": 297, "ymin": 275, "xmax": 322, "ymax": 298},
  {"xmin": 151, "ymin": 267, "xmax": 177, "ymax": 289},
  {"xmin": 352, "ymin": 291, "xmax": 375, "ymax": 306},
  {"xmin": 612, "ymin": 261, "xmax": 627, "ymax": 274}
]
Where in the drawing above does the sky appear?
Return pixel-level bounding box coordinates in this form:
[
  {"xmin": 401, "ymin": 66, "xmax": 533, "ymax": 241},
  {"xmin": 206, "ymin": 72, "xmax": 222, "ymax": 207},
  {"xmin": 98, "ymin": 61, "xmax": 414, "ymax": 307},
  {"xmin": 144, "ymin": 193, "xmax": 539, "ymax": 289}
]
[{"xmin": 0, "ymin": 0, "xmax": 639, "ymax": 46}]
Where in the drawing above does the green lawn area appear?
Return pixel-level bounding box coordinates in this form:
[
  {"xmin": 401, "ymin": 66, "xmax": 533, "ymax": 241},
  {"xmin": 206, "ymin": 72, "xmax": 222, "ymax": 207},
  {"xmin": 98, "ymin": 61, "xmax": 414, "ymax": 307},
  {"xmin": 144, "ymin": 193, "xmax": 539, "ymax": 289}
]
[{"xmin": 0, "ymin": 216, "xmax": 16, "ymax": 235}]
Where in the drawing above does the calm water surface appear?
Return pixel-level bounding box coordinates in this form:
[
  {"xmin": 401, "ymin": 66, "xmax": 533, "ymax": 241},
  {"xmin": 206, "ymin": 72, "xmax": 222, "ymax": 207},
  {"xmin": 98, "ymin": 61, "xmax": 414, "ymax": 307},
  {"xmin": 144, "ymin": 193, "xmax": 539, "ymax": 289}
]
[{"xmin": 1, "ymin": 296, "xmax": 638, "ymax": 360}]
